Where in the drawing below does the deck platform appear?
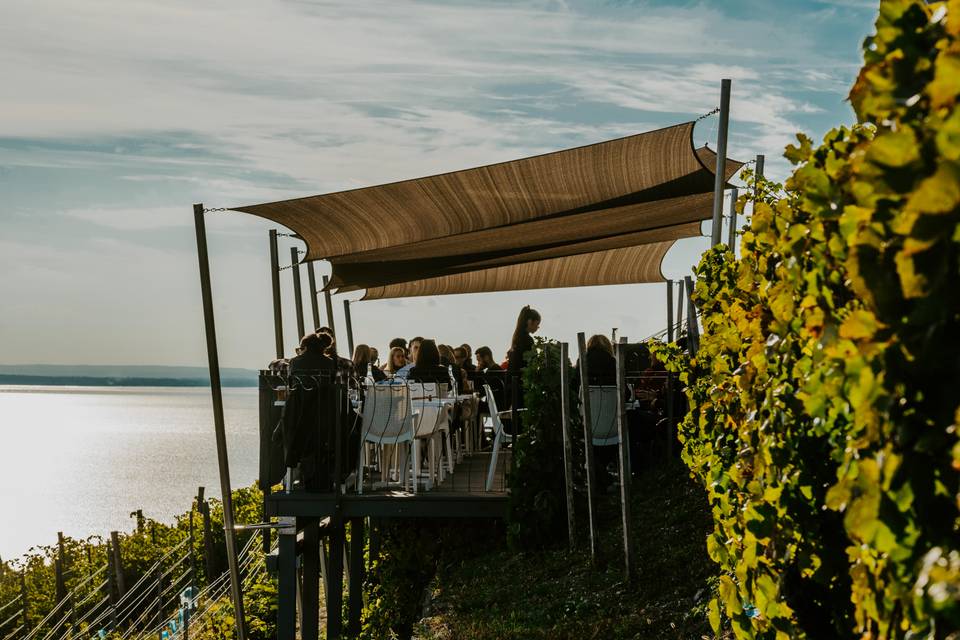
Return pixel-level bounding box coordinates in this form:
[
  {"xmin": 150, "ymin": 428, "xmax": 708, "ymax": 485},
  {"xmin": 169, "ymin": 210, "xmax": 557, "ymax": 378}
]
[{"xmin": 265, "ymin": 451, "xmax": 511, "ymax": 519}]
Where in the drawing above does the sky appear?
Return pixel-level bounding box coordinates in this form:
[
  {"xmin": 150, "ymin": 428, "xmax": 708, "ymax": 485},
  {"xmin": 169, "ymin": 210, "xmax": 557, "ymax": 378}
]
[{"xmin": 0, "ymin": 0, "xmax": 879, "ymax": 369}]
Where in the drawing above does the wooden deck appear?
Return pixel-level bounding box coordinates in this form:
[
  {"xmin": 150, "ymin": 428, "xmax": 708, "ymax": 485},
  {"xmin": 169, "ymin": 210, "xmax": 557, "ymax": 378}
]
[{"xmin": 265, "ymin": 451, "xmax": 511, "ymax": 519}]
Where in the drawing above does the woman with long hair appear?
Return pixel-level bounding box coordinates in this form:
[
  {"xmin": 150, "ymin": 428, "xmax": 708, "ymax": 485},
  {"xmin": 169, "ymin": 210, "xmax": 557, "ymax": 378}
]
[
  {"xmin": 385, "ymin": 347, "xmax": 407, "ymax": 374},
  {"xmin": 408, "ymin": 339, "xmax": 449, "ymax": 385},
  {"xmin": 507, "ymin": 305, "xmax": 541, "ymax": 374}
]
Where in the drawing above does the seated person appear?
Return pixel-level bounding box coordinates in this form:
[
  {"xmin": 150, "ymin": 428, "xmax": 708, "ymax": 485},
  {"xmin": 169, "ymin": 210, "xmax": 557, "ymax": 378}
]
[
  {"xmin": 383, "ymin": 346, "xmax": 407, "ymax": 378},
  {"xmin": 574, "ymin": 334, "xmax": 617, "ymax": 386},
  {"xmin": 475, "ymin": 346, "xmax": 501, "ymax": 371},
  {"xmin": 352, "ymin": 343, "xmax": 386, "ymax": 381},
  {"xmin": 439, "ymin": 343, "xmax": 468, "ymax": 393},
  {"xmin": 290, "ymin": 333, "xmax": 336, "ymax": 375},
  {"xmin": 407, "ymin": 339, "xmax": 450, "ymax": 385},
  {"xmin": 457, "ymin": 344, "xmax": 476, "ymax": 372},
  {"xmin": 393, "ymin": 336, "xmax": 422, "ymax": 379}
]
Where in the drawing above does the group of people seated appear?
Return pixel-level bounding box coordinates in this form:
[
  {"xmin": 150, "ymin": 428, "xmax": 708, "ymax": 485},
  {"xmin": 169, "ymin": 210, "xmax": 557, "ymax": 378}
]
[{"xmin": 350, "ymin": 337, "xmax": 504, "ymax": 392}]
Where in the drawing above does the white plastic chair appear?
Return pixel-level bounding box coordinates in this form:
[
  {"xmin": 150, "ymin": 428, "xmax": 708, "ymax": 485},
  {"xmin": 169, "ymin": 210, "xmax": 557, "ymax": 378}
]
[
  {"xmin": 483, "ymin": 383, "xmax": 513, "ymax": 491},
  {"xmin": 408, "ymin": 382, "xmax": 454, "ymax": 489},
  {"xmin": 589, "ymin": 385, "xmax": 620, "ymax": 446},
  {"xmin": 358, "ymin": 383, "xmax": 417, "ymax": 493}
]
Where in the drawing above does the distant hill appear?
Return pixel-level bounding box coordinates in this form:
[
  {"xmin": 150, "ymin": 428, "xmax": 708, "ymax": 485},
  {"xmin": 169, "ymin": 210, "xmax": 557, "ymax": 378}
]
[{"xmin": 0, "ymin": 365, "xmax": 259, "ymax": 387}]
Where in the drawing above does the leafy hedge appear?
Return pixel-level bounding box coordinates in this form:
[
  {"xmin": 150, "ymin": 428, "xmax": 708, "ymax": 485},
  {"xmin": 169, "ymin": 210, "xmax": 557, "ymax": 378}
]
[{"xmin": 653, "ymin": 1, "xmax": 960, "ymax": 638}]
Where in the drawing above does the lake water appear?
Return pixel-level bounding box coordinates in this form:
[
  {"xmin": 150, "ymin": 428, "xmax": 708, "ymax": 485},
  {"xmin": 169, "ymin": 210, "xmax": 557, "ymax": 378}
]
[{"xmin": 0, "ymin": 386, "xmax": 260, "ymax": 560}]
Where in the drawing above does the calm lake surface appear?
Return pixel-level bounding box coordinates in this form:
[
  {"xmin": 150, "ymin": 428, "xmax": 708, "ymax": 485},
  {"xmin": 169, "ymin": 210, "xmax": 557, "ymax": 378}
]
[{"xmin": 0, "ymin": 386, "xmax": 259, "ymax": 559}]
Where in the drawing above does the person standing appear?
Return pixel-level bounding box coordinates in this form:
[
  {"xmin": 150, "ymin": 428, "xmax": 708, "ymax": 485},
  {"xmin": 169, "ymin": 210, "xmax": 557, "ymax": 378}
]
[{"xmin": 507, "ymin": 306, "xmax": 541, "ymax": 375}]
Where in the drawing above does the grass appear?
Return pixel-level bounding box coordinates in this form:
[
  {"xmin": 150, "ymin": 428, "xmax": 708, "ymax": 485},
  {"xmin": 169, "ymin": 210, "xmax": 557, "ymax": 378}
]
[{"xmin": 415, "ymin": 459, "xmax": 722, "ymax": 640}]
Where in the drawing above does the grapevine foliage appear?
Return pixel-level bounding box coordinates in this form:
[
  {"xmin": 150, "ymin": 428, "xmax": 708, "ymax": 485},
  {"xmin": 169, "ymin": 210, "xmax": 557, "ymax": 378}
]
[{"xmin": 654, "ymin": 1, "xmax": 960, "ymax": 637}]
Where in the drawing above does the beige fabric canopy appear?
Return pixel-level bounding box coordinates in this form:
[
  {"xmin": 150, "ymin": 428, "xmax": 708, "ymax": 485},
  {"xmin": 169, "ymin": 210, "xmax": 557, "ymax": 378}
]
[
  {"xmin": 361, "ymin": 240, "xmax": 678, "ymax": 300},
  {"xmin": 232, "ymin": 120, "xmax": 742, "ymax": 298}
]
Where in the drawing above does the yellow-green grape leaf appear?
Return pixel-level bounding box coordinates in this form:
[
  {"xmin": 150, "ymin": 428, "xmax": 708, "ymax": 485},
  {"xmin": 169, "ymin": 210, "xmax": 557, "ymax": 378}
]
[
  {"xmin": 905, "ymin": 161, "xmax": 960, "ymax": 215},
  {"xmin": 928, "ymin": 52, "xmax": 960, "ymax": 109},
  {"xmin": 839, "ymin": 309, "xmax": 882, "ymax": 340},
  {"xmin": 866, "ymin": 127, "xmax": 920, "ymax": 168}
]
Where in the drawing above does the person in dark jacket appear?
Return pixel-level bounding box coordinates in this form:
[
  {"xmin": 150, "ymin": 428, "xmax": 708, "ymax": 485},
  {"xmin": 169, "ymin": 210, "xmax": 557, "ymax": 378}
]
[
  {"xmin": 289, "ymin": 333, "xmax": 336, "ymax": 375},
  {"xmin": 507, "ymin": 306, "xmax": 541, "ymax": 375},
  {"xmin": 475, "ymin": 346, "xmax": 501, "ymax": 371},
  {"xmin": 407, "ymin": 339, "xmax": 450, "ymax": 385}
]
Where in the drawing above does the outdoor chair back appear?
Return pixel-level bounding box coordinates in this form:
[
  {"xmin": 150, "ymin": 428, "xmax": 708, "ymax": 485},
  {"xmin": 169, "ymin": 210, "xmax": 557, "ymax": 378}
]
[{"xmin": 589, "ymin": 385, "xmax": 619, "ymax": 446}]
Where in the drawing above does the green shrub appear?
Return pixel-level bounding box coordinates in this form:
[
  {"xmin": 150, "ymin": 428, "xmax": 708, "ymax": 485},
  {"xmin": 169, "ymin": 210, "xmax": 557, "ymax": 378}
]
[{"xmin": 654, "ymin": 2, "xmax": 960, "ymax": 637}]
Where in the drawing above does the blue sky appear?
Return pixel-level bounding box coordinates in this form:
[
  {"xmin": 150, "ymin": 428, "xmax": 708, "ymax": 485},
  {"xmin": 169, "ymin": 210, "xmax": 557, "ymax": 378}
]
[{"xmin": 0, "ymin": 0, "xmax": 878, "ymax": 368}]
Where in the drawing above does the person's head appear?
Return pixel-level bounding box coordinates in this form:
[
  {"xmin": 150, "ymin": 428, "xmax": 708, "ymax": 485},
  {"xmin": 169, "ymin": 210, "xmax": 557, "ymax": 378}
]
[
  {"xmin": 587, "ymin": 334, "xmax": 614, "ymax": 356},
  {"xmin": 316, "ymin": 326, "xmax": 337, "ymax": 356},
  {"xmin": 386, "ymin": 347, "xmax": 407, "ymax": 373},
  {"xmin": 415, "ymin": 339, "xmax": 440, "ymax": 368},
  {"xmin": 475, "ymin": 346, "xmax": 495, "ymax": 368},
  {"xmin": 369, "ymin": 347, "xmax": 379, "ymax": 364},
  {"xmin": 511, "ymin": 305, "xmax": 542, "ymax": 348},
  {"xmin": 298, "ymin": 332, "xmax": 331, "ymax": 356},
  {"xmin": 437, "ymin": 344, "xmax": 457, "ymax": 364},
  {"xmin": 389, "ymin": 337, "xmax": 407, "ymax": 352},
  {"xmin": 409, "ymin": 336, "xmax": 424, "ymax": 362},
  {"xmin": 352, "ymin": 344, "xmax": 372, "ymax": 370},
  {"xmin": 453, "ymin": 347, "xmax": 467, "ymax": 365},
  {"xmin": 460, "ymin": 344, "xmax": 472, "ymax": 359}
]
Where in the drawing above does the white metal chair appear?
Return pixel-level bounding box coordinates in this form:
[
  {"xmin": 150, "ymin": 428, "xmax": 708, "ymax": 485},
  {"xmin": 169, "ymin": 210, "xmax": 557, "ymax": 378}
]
[
  {"xmin": 589, "ymin": 385, "xmax": 620, "ymax": 446},
  {"xmin": 358, "ymin": 383, "xmax": 417, "ymax": 493},
  {"xmin": 483, "ymin": 383, "xmax": 513, "ymax": 491}
]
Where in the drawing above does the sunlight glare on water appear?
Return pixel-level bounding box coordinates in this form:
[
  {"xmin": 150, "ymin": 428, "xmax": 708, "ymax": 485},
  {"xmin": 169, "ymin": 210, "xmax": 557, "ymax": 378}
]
[{"xmin": 0, "ymin": 386, "xmax": 259, "ymax": 559}]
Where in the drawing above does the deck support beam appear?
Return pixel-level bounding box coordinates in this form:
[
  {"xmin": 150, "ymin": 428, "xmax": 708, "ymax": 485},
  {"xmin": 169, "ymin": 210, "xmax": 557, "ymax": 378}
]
[
  {"xmin": 322, "ymin": 276, "xmax": 336, "ymax": 338},
  {"xmin": 347, "ymin": 517, "xmax": 365, "ymax": 636},
  {"xmin": 559, "ymin": 342, "xmax": 576, "ymax": 551},
  {"xmin": 277, "ymin": 520, "xmax": 297, "ymax": 640},
  {"xmin": 307, "ymin": 262, "xmax": 322, "ymax": 331},
  {"xmin": 192, "ymin": 203, "xmax": 247, "ymax": 640},
  {"xmin": 614, "ymin": 340, "xmax": 635, "ymax": 582},
  {"xmin": 300, "ymin": 519, "xmax": 320, "ymax": 640},
  {"xmin": 343, "ymin": 300, "xmax": 355, "ymax": 357},
  {"xmin": 290, "ymin": 246, "xmax": 305, "ymax": 340}
]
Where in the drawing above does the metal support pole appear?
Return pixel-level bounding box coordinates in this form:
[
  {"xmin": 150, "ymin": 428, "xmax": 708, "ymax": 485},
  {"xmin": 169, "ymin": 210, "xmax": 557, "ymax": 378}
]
[
  {"xmin": 666, "ymin": 281, "xmax": 674, "ymax": 343},
  {"xmin": 727, "ymin": 187, "xmax": 739, "ymax": 252},
  {"xmin": 710, "ymin": 79, "xmax": 732, "ymax": 247},
  {"xmin": 576, "ymin": 332, "xmax": 600, "ymax": 566},
  {"xmin": 192, "ymin": 203, "xmax": 248, "ymax": 640},
  {"xmin": 290, "ymin": 247, "xmax": 305, "ymax": 341},
  {"xmin": 268, "ymin": 230, "xmax": 284, "ymax": 359},
  {"xmin": 559, "ymin": 342, "xmax": 576, "ymax": 550},
  {"xmin": 343, "ymin": 300, "xmax": 354, "ymax": 357},
  {"xmin": 322, "ymin": 276, "xmax": 336, "ymax": 338},
  {"xmin": 306, "ymin": 262, "xmax": 321, "ymax": 331},
  {"xmin": 755, "ymin": 153, "xmax": 765, "ymax": 183},
  {"xmin": 56, "ymin": 532, "xmax": 66, "ymax": 603},
  {"xmin": 614, "ymin": 340, "xmax": 634, "ymax": 582}
]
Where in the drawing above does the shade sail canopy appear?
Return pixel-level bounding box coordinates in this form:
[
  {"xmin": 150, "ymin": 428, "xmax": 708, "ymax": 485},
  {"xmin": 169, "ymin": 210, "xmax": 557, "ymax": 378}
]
[
  {"xmin": 232, "ymin": 120, "xmax": 742, "ymax": 297},
  {"xmin": 361, "ymin": 239, "xmax": 680, "ymax": 300}
]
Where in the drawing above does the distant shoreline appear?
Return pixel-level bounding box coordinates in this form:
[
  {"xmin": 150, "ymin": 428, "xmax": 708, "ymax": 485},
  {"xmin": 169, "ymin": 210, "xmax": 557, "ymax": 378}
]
[{"xmin": 0, "ymin": 374, "xmax": 257, "ymax": 387}]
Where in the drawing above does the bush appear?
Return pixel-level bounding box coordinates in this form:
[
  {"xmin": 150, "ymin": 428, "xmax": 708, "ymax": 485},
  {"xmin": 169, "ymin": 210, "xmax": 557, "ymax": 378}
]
[{"xmin": 654, "ymin": 2, "xmax": 960, "ymax": 637}]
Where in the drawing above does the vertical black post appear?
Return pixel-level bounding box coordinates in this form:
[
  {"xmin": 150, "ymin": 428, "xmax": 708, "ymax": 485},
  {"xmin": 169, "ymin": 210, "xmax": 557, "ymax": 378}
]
[
  {"xmin": 110, "ymin": 532, "xmax": 126, "ymax": 597},
  {"xmin": 510, "ymin": 375, "xmax": 519, "ymax": 483},
  {"xmin": 307, "ymin": 262, "xmax": 322, "ymax": 331},
  {"xmin": 559, "ymin": 342, "xmax": 576, "ymax": 550},
  {"xmin": 290, "ymin": 246, "xmax": 306, "ymax": 341},
  {"xmin": 277, "ymin": 520, "xmax": 297, "ymax": 640},
  {"xmin": 198, "ymin": 488, "xmax": 216, "ymax": 583},
  {"xmin": 192, "ymin": 204, "xmax": 248, "ymax": 640},
  {"xmin": 269, "ymin": 230, "xmax": 284, "ymax": 359},
  {"xmin": 326, "ymin": 524, "xmax": 345, "ymax": 639},
  {"xmin": 684, "ymin": 276, "xmax": 700, "ymax": 355},
  {"xmin": 710, "ymin": 79, "xmax": 732, "ymax": 247},
  {"xmin": 322, "ymin": 275, "xmax": 336, "ymax": 338},
  {"xmin": 614, "ymin": 340, "xmax": 634, "ymax": 582},
  {"xmin": 576, "ymin": 332, "xmax": 600, "ymax": 566},
  {"xmin": 666, "ymin": 281, "xmax": 674, "ymax": 343},
  {"xmin": 20, "ymin": 570, "xmax": 29, "ymax": 633},
  {"xmin": 676, "ymin": 279, "xmax": 684, "ymax": 340},
  {"xmin": 56, "ymin": 532, "xmax": 67, "ymax": 603},
  {"xmin": 300, "ymin": 519, "xmax": 320, "ymax": 640},
  {"xmin": 343, "ymin": 300, "xmax": 355, "ymax": 357},
  {"xmin": 755, "ymin": 153, "xmax": 765, "ymax": 184},
  {"xmin": 727, "ymin": 187, "xmax": 739, "ymax": 252},
  {"xmin": 105, "ymin": 540, "xmax": 117, "ymax": 628},
  {"xmin": 347, "ymin": 518, "xmax": 365, "ymax": 636}
]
